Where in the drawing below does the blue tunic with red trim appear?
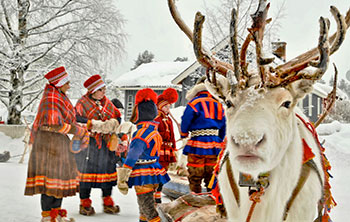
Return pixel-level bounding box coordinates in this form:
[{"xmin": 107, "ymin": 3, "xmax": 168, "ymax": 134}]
[
  {"xmin": 181, "ymin": 91, "xmax": 226, "ymax": 156},
  {"xmin": 123, "ymin": 121, "xmax": 170, "ymax": 187}
]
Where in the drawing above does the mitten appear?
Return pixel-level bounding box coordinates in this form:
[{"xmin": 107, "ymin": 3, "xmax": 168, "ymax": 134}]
[
  {"xmin": 90, "ymin": 119, "xmax": 105, "ymax": 133},
  {"xmin": 117, "ymin": 167, "xmax": 132, "ymax": 195},
  {"xmin": 103, "ymin": 119, "xmax": 119, "ymax": 134},
  {"xmin": 107, "ymin": 133, "xmax": 119, "ymax": 151}
]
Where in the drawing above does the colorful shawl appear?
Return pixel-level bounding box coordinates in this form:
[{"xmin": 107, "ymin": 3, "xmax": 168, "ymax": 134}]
[
  {"xmin": 75, "ymin": 94, "xmax": 120, "ymax": 148},
  {"xmin": 30, "ymin": 84, "xmax": 76, "ymax": 143}
]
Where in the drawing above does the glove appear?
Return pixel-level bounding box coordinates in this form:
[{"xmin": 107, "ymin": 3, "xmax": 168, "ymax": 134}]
[{"xmin": 117, "ymin": 167, "xmax": 132, "ymax": 195}]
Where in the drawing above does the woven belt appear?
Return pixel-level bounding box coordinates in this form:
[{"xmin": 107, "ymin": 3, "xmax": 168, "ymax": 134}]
[
  {"xmin": 190, "ymin": 129, "xmax": 219, "ymax": 137},
  {"xmin": 135, "ymin": 159, "xmax": 157, "ymax": 165}
]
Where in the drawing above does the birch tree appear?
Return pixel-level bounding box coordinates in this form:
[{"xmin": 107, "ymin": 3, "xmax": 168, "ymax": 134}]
[{"xmin": 0, "ymin": 0, "xmax": 126, "ymax": 124}]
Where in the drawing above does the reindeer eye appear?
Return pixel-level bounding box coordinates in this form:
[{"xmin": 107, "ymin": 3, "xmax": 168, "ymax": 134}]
[
  {"xmin": 281, "ymin": 101, "xmax": 291, "ymax": 109},
  {"xmin": 225, "ymin": 100, "xmax": 234, "ymax": 108}
]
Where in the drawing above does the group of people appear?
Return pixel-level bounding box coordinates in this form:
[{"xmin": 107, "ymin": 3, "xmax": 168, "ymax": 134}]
[{"xmin": 24, "ymin": 66, "xmax": 226, "ymax": 222}]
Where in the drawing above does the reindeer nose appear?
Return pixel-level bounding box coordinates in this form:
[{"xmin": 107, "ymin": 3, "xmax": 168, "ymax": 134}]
[{"xmin": 232, "ymin": 132, "xmax": 265, "ymax": 149}]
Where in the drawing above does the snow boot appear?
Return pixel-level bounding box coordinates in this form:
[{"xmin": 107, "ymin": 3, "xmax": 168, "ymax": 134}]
[
  {"xmin": 79, "ymin": 198, "xmax": 95, "ymax": 216},
  {"xmin": 41, "ymin": 209, "xmax": 58, "ymax": 222},
  {"xmin": 137, "ymin": 191, "xmax": 160, "ymax": 221},
  {"xmin": 56, "ymin": 209, "xmax": 75, "ymax": 222},
  {"xmin": 103, "ymin": 196, "xmax": 120, "ymax": 214}
]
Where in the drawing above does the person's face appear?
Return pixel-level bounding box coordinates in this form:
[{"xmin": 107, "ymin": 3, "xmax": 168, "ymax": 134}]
[
  {"xmin": 161, "ymin": 104, "xmax": 171, "ymax": 114},
  {"xmin": 91, "ymin": 86, "xmax": 106, "ymax": 100},
  {"xmin": 59, "ymin": 82, "xmax": 70, "ymax": 94}
]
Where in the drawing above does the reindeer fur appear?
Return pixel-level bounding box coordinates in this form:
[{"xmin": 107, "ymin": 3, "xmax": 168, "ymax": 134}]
[{"xmin": 206, "ymin": 78, "xmax": 324, "ymax": 222}]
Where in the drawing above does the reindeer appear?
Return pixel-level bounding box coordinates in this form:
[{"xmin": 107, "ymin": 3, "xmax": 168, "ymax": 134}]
[{"xmin": 168, "ymin": 0, "xmax": 350, "ymax": 221}]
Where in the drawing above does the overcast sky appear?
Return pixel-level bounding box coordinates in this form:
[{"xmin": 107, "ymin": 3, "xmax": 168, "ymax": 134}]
[{"xmin": 112, "ymin": 0, "xmax": 350, "ymax": 82}]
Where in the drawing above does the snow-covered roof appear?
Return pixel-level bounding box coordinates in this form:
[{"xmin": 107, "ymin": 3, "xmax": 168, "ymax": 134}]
[
  {"xmin": 111, "ymin": 61, "xmax": 192, "ymax": 90},
  {"xmin": 171, "ymin": 36, "xmax": 285, "ymax": 85},
  {"xmin": 313, "ymin": 82, "xmax": 348, "ymax": 100}
]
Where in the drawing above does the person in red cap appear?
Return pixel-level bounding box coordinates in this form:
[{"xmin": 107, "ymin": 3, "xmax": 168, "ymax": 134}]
[
  {"xmin": 117, "ymin": 88, "xmax": 170, "ymax": 222},
  {"xmin": 25, "ymin": 66, "xmax": 89, "ymax": 222},
  {"xmin": 74, "ymin": 74, "xmax": 121, "ymax": 216},
  {"xmin": 153, "ymin": 88, "xmax": 178, "ymax": 203}
]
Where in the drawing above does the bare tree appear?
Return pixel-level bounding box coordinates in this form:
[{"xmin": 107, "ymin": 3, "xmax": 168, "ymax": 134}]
[
  {"xmin": 0, "ymin": 0, "xmax": 126, "ymax": 124},
  {"xmin": 202, "ymin": 0, "xmax": 286, "ymax": 50}
]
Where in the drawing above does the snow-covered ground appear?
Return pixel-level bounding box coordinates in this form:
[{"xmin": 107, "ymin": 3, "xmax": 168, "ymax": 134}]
[{"xmin": 0, "ymin": 107, "xmax": 349, "ymax": 221}]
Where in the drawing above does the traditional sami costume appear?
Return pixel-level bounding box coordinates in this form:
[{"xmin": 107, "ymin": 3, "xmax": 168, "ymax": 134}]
[
  {"xmin": 74, "ymin": 74, "xmax": 121, "ymax": 216},
  {"xmin": 25, "ymin": 66, "xmax": 85, "ymax": 221},
  {"xmin": 180, "ymin": 82, "xmax": 226, "ymax": 193},
  {"xmin": 123, "ymin": 121, "xmax": 170, "ymax": 187},
  {"xmin": 75, "ymin": 94, "xmax": 121, "ymax": 189},
  {"xmin": 117, "ymin": 88, "xmax": 169, "ymax": 222}
]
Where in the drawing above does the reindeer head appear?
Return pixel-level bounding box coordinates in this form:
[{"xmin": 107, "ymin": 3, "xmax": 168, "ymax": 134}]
[{"xmin": 168, "ymin": 0, "xmax": 349, "ymax": 175}]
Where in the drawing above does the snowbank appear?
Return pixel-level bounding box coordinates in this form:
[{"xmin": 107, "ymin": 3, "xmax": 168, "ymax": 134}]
[{"xmin": 316, "ymin": 120, "xmax": 342, "ymax": 136}]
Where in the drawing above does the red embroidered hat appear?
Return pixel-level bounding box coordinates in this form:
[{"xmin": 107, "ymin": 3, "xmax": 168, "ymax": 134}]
[
  {"xmin": 83, "ymin": 74, "xmax": 106, "ymax": 93},
  {"xmin": 44, "ymin": 66, "xmax": 69, "ymax": 88},
  {"xmin": 157, "ymin": 88, "xmax": 178, "ymax": 110}
]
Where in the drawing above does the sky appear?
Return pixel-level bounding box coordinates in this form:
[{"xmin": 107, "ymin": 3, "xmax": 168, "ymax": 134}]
[
  {"xmin": 0, "ymin": 107, "xmax": 349, "ymax": 221},
  {"xmin": 111, "ymin": 0, "xmax": 350, "ymax": 83}
]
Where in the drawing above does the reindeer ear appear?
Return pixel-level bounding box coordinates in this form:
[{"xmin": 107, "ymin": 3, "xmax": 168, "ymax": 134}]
[
  {"xmin": 204, "ymin": 75, "xmax": 231, "ymax": 103},
  {"xmin": 289, "ymin": 79, "xmax": 314, "ymax": 101}
]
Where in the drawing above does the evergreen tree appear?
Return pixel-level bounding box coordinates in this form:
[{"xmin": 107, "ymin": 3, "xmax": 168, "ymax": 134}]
[
  {"xmin": 131, "ymin": 50, "xmax": 154, "ymax": 70},
  {"xmin": 174, "ymin": 57, "xmax": 188, "ymax": 62}
]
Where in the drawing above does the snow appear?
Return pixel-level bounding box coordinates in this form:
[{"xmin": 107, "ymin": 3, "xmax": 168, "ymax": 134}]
[
  {"xmin": 314, "ymin": 82, "xmax": 348, "ymax": 100},
  {"xmin": 111, "ymin": 61, "xmax": 192, "ymax": 88},
  {"xmin": 1, "ymin": 108, "xmax": 350, "ymax": 221}
]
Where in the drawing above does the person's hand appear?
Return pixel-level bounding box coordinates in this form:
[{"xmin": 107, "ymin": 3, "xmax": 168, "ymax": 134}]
[{"xmin": 117, "ymin": 167, "xmax": 132, "ymax": 195}]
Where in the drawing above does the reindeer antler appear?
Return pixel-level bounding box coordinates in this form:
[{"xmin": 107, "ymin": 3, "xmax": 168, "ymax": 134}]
[
  {"xmin": 167, "ymin": 0, "xmax": 234, "ymax": 79},
  {"xmin": 268, "ymin": 6, "xmax": 350, "ymax": 87},
  {"xmin": 248, "ymin": 0, "xmax": 274, "ymax": 86}
]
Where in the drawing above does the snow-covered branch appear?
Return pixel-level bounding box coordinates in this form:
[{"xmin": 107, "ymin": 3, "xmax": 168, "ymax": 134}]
[
  {"xmin": 22, "ymin": 88, "xmax": 43, "ymax": 97},
  {"xmin": 27, "ymin": 0, "xmax": 74, "ymax": 32},
  {"xmin": 0, "ymin": 96, "xmax": 8, "ymax": 107},
  {"xmin": 1, "ymin": 0, "xmax": 13, "ymax": 32},
  {"xmin": 23, "ymin": 76, "xmax": 44, "ymax": 91},
  {"xmin": 21, "ymin": 89, "xmax": 43, "ymax": 112}
]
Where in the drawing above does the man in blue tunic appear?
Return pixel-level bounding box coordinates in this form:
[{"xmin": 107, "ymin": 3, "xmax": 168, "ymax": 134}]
[
  {"xmin": 117, "ymin": 88, "xmax": 170, "ymax": 222},
  {"xmin": 180, "ymin": 77, "xmax": 226, "ymax": 193}
]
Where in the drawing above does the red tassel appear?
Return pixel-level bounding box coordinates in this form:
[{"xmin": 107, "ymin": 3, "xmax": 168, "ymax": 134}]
[
  {"xmin": 158, "ymin": 88, "xmax": 178, "ymax": 104},
  {"xmin": 50, "ymin": 209, "xmax": 59, "ymax": 221},
  {"xmin": 58, "ymin": 209, "xmax": 67, "ymax": 217},
  {"xmin": 302, "ymin": 139, "xmax": 315, "ymax": 164},
  {"xmin": 135, "ymin": 88, "xmax": 157, "ymax": 104},
  {"xmin": 103, "ymin": 196, "xmax": 114, "ymax": 206},
  {"xmin": 81, "ymin": 198, "xmax": 92, "ymax": 208}
]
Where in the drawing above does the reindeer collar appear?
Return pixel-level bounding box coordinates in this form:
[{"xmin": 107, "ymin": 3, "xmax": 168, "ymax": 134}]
[{"xmin": 238, "ymin": 172, "xmax": 270, "ymax": 190}]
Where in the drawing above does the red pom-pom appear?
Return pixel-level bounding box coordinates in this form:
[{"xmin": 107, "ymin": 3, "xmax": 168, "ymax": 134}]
[
  {"xmin": 135, "ymin": 88, "xmax": 157, "ymax": 104},
  {"xmin": 158, "ymin": 88, "xmax": 178, "ymax": 104}
]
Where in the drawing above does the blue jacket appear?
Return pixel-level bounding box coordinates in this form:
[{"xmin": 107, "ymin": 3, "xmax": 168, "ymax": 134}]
[
  {"xmin": 123, "ymin": 121, "xmax": 170, "ymax": 187},
  {"xmin": 181, "ymin": 91, "xmax": 226, "ymax": 156}
]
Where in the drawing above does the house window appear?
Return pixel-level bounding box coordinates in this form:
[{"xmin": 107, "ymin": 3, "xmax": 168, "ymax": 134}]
[
  {"xmin": 317, "ymin": 97, "xmax": 321, "ymax": 115},
  {"xmin": 126, "ymin": 95, "xmax": 134, "ymax": 120},
  {"xmin": 308, "ymin": 94, "xmax": 312, "ymax": 116}
]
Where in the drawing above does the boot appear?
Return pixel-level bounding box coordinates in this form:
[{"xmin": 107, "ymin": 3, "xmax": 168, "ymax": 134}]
[
  {"xmin": 79, "ymin": 198, "xmax": 95, "ymax": 216},
  {"xmin": 103, "ymin": 196, "xmax": 120, "ymax": 214},
  {"xmin": 40, "ymin": 217, "xmax": 57, "ymax": 222},
  {"xmin": 41, "ymin": 209, "xmax": 58, "ymax": 222},
  {"xmin": 57, "ymin": 209, "xmax": 75, "ymax": 222},
  {"xmin": 137, "ymin": 191, "xmax": 160, "ymax": 221}
]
